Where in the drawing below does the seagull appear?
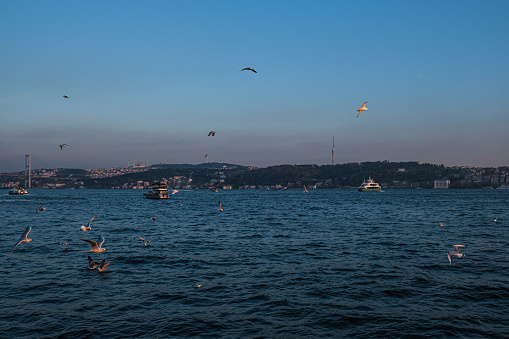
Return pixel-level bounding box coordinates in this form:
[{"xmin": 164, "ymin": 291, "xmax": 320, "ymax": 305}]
[
  {"xmin": 139, "ymin": 237, "xmax": 150, "ymax": 246},
  {"xmin": 171, "ymin": 189, "xmax": 179, "ymax": 195},
  {"xmin": 447, "ymin": 245, "xmax": 466, "ymax": 265},
  {"xmin": 303, "ymin": 185, "xmax": 308, "ymax": 193},
  {"xmin": 97, "ymin": 259, "xmax": 112, "ymax": 272},
  {"xmin": 150, "ymin": 217, "xmax": 156, "ymax": 221},
  {"xmin": 80, "ymin": 215, "xmax": 98, "ymax": 232},
  {"xmin": 59, "ymin": 242, "xmax": 69, "ymax": 247},
  {"xmin": 63, "ymin": 95, "xmax": 69, "ymax": 98},
  {"xmin": 240, "ymin": 67, "xmax": 257, "ymax": 73},
  {"xmin": 356, "ymin": 102, "xmax": 368, "ymax": 117},
  {"xmin": 218, "ymin": 201, "xmax": 223, "ymax": 211},
  {"xmin": 210, "ymin": 182, "xmax": 219, "ymax": 193},
  {"xmin": 88, "ymin": 256, "xmax": 99, "ymax": 269},
  {"xmin": 8, "ymin": 226, "xmax": 32, "ymax": 256},
  {"xmin": 208, "ymin": 131, "xmax": 216, "ymax": 136},
  {"xmin": 282, "ymin": 176, "xmax": 291, "ymax": 191},
  {"xmin": 36, "ymin": 204, "xmax": 46, "ymax": 213},
  {"xmin": 81, "ymin": 235, "xmax": 106, "ymax": 253},
  {"xmin": 194, "ymin": 283, "xmax": 203, "ymax": 288},
  {"xmin": 494, "ymin": 217, "xmax": 499, "ymax": 222},
  {"xmin": 439, "ymin": 223, "xmax": 444, "ymax": 227},
  {"xmin": 59, "ymin": 144, "xmax": 67, "ymax": 150}
]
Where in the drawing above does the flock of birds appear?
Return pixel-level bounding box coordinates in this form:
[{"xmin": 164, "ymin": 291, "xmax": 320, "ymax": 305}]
[
  {"xmin": 58, "ymin": 67, "xmax": 371, "ymax": 150},
  {"xmin": 7, "ymin": 210, "xmax": 156, "ymax": 274}
]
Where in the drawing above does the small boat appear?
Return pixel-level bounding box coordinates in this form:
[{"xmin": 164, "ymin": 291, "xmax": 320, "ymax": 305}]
[
  {"xmin": 358, "ymin": 177, "xmax": 381, "ymax": 192},
  {"xmin": 9, "ymin": 187, "xmax": 28, "ymax": 195},
  {"xmin": 143, "ymin": 182, "xmax": 169, "ymax": 199}
]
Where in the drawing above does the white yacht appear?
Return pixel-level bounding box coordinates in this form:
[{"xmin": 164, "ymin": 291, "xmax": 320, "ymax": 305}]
[
  {"xmin": 358, "ymin": 177, "xmax": 381, "ymax": 192},
  {"xmin": 143, "ymin": 182, "xmax": 169, "ymax": 199},
  {"xmin": 9, "ymin": 187, "xmax": 28, "ymax": 195}
]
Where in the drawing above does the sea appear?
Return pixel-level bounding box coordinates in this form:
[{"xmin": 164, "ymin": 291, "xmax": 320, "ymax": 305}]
[{"xmin": 1, "ymin": 189, "xmax": 508, "ymax": 338}]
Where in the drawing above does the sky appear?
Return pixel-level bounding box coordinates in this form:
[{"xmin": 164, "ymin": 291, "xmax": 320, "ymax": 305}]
[{"xmin": 1, "ymin": 0, "xmax": 508, "ymax": 170}]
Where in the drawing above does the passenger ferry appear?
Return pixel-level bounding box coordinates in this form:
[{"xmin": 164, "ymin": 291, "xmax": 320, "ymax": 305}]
[
  {"xmin": 143, "ymin": 182, "xmax": 169, "ymax": 199},
  {"xmin": 358, "ymin": 177, "xmax": 382, "ymax": 192},
  {"xmin": 9, "ymin": 187, "xmax": 28, "ymax": 195}
]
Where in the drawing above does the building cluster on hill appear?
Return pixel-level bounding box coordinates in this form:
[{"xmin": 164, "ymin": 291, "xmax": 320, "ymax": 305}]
[{"xmin": 1, "ymin": 162, "xmax": 508, "ymax": 190}]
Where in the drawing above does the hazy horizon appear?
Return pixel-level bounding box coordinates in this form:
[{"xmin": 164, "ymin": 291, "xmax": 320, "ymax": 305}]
[{"xmin": 1, "ymin": 1, "xmax": 508, "ymax": 170}]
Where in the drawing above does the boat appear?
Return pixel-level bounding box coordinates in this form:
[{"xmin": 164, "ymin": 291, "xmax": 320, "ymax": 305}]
[
  {"xmin": 143, "ymin": 182, "xmax": 169, "ymax": 199},
  {"xmin": 9, "ymin": 187, "xmax": 28, "ymax": 195},
  {"xmin": 358, "ymin": 177, "xmax": 382, "ymax": 192}
]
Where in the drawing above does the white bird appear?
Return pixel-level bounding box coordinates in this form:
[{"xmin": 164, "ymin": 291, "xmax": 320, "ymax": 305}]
[
  {"xmin": 194, "ymin": 283, "xmax": 203, "ymax": 288},
  {"xmin": 303, "ymin": 185, "xmax": 308, "ymax": 193},
  {"xmin": 494, "ymin": 217, "xmax": 499, "ymax": 222},
  {"xmin": 81, "ymin": 235, "xmax": 106, "ymax": 253},
  {"xmin": 8, "ymin": 226, "xmax": 32, "ymax": 256},
  {"xmin": 80, "ymin": 215, "xmax": 98, "ymax": 232},
  {"xmin": 97, "ymin": 259, "xmax": 112, "ymax": 272},
  {"xmin": 356, "ymin": 102, "xmax": 368, "ymax": 117},
  {"xmin": 171, "ymin": 190, "xmax": 179, "ymax": 195},
  {"xmin": 139, "ymin": 237, "xmax": 150, "ymax": 246},
  {"xmin": 448, "ymin": 245, "xmax": 466, "ymax": 265},
  {"xmin": 88, "ymin": 256, "xmax": 99, "ymax": 269},
  {"xmin": 218, "ymin": 201, "xmax": 223, "ymax": 212},
  {"xmin": 439, "ymin": 223, "xmax": 444, "ymax": 227}
]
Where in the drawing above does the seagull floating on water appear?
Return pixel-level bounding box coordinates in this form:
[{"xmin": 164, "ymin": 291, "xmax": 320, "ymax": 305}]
[
  {"xmin": 439, "ymin": 223, "xmax": 444, "ymax": 227},
  {"xmin": 97, "ymin": 259, "xmax": 112, "ymax": 272},
  {"xmin": 494, "ymin": 217, "xmax": 499, "ymax": 222},
  {"xmin": 139, "ymin": 237, "xmax": 150, "ymax": 246},
  {"xmin": 240, "ymin": 67, "xmax": 257, "ymax": 73},
  {"xmin": 59, "ymin": 144, "xmax": 67, "ymax": 150},
  {"xmin": 356, "ymin": 102, "xmax": 368, "ymax": 117},
  {"xmin": 81, "ymin": 235, "xmax": 106, "ymax": 253},
  {"xmin": 447, "ymin": 245, "xmax": 466, "ymax": 265},
  {"xmin": 8, "ymin": 226, "xmax": 32, "ymax": 256},
  {"xmin": 208, "ymin": 131, "xmax": 216, "ymax": 136},
  {"xmin": 88, "ymin": 256, "xmax": 99, "ymax": 269},
  {"xmin": 59, "ymin": 242, "xmax": 69, "ymax": 247},
  {"xmin": 80, "ymin": 216, "xmax": 98, "ymax": 232}
]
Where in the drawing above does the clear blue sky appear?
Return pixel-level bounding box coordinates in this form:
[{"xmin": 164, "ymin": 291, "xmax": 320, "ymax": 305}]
[{"xmin": 1, "ymin": 0, "xmax": 508, "ymax": 169}]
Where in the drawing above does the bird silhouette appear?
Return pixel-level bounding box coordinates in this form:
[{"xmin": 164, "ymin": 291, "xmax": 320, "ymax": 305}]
[{"xmin": 240, "ymin": 67, "xmax": 257, "ymax": 73}]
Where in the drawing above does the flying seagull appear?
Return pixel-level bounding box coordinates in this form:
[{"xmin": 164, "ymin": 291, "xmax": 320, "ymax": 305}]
[
  {"xmin": 59, "ymin": 144, "xmax": 67, "ymax": 150},
  {"xmin": 282, "ymin": 176, "xmax": 291, "ymax": 191},
  {"xmin": 8, "ymin": 226, "xmax": 32, "ymax": 256},
  {"xmin": 210, "ymin": 182, "xmax": 219, "ymax": 192},
  {"xmin": 81, "ymin": 235, "xmax": 106, "ymax": 253},
  {"xmin": 150, "ymin": 217, "xmax": 156, "ymax": 221},
  {"xmin": 97, "ymin": 259, "xmax": 112, "ymax": 273},
  {"xmin": 208, "ymin": 131, "xmax": 216, "ymax": 136},
  {"xmin": 59, "ymin": 242, "xmax": 69, "ymax": 247},
  {"xmin": 218, "ymin": 201, "xmax": 223, "ymax": 212},
  {"xmin": 63, "ymin": 95, "xmax": 69, "ymax": 98},
  {"xmin": 36, "ymin": 204, "xmax": 46, "ymax": 213},
  {"xmin": 494, "ymin": 217, "xmax": 499, "ymax": 222},
  {"xmin": 88, "ymin": 256, "xmax": 99, "ymax": 269},
  {"xmin": 139, "ymin": 237, "xmax": 150, "ymax": 246},
  {"xmin": 356, "ymin": 102, "xmax": 368, "ymax": 117},
  {"xmin": 447, "ymin": 245, "xmax": 466, "ymax": 265},
  {"xmin": 80, "ymin": 216, "xmax": 98, "ymax": 232},
  {"xmin": 240, "ymin": 67, "xmax": 257, "ymax": 73}
]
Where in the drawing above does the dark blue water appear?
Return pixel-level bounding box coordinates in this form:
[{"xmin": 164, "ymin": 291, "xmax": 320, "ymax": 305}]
[{"xmin": 1, "ymin": 189, "xmax": 508, "ymax": 338}]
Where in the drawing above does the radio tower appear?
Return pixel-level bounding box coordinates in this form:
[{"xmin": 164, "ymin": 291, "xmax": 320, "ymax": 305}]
[{"xmin": 332, "ymin": 136, "xmax": 335, "ymax": 166}]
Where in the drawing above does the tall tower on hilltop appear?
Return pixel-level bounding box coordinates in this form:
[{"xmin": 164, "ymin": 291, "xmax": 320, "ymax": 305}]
[{"xmin": 332, "ymin": 136, "xmax": 335, "ymax": 166}]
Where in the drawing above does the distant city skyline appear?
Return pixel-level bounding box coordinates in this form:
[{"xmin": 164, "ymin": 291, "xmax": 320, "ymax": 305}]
[{"xmin": 1, "ymin": 1, "xmax": 508, "ymax": 170}]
